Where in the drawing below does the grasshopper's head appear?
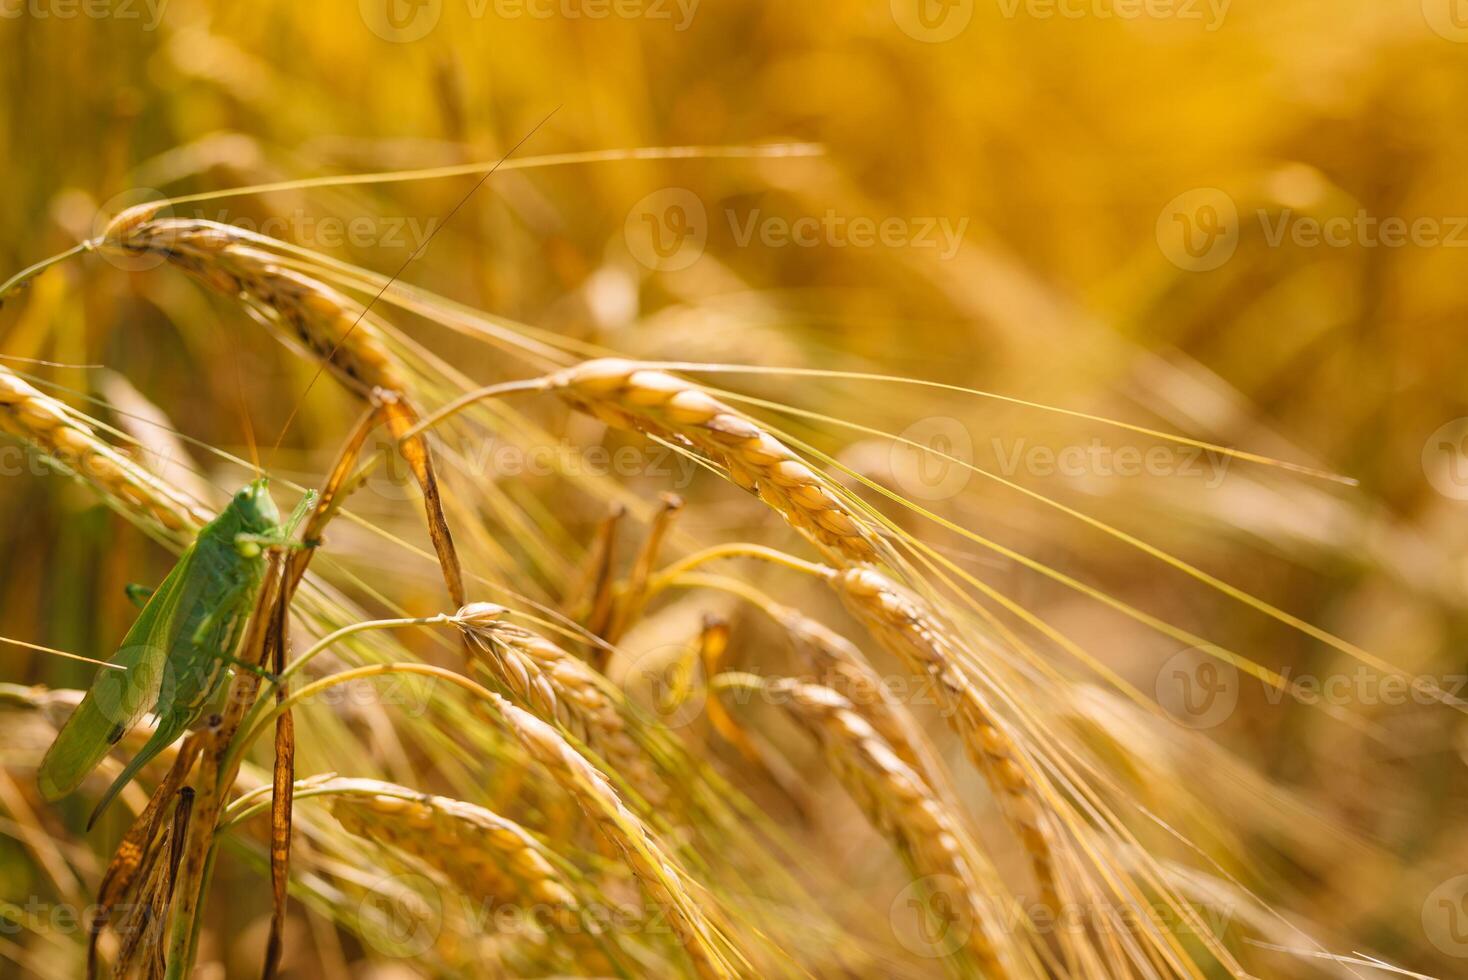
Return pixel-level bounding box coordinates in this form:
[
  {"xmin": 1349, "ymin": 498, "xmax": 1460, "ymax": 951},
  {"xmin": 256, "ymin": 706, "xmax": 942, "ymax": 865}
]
[{"xmin": 229, "ymin": 479, "xmax": 281, "ymax": 535}]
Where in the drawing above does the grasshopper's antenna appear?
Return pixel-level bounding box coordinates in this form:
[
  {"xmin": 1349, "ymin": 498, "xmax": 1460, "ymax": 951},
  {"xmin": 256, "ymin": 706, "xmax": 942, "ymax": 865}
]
[
  {"xmin": 0, "ymin": 636, "xmax": 126, "ymax": 672},
  {"xmin": 270, "ymin": 106, "xmax": 562, "ymax": 458},
  {"xmin": 233, "ymin": 353, "xmax": 262, "ymax": 479}
]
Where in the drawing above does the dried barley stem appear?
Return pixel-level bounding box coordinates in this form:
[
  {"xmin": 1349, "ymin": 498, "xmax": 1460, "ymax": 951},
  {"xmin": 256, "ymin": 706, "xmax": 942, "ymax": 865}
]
[{"xmin": 455, "ymin": 604, "xmax": 669, "ymax": 807}]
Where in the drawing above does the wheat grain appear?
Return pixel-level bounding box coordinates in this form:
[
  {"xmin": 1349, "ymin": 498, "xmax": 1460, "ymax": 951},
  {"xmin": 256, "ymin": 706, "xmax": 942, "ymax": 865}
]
[
  {"xmin": 455, "ymin": 603, "xmax": 670, "ymax": 808},
  {"xmin": 547, "ymin": 359, "xmax": 880, "ymax": 564},
  {"xmin": 827, "ymin": 565, "xmax": 1059, "ymax": 911},
  {"xmin": 0, "ymin": 365, "xmax": 207, "ymax": 535}
]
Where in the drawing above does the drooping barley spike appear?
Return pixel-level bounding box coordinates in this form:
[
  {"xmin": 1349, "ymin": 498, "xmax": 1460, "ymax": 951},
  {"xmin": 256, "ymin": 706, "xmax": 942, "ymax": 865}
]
[
  {"xmin": 0, "ymin": 365, "xmax": 207, "ymax": 537},
  {"xmin": 724, "ymin": 675, "xmax": 1025, "ymax": 979},
  {"xmin": 327, "ymin": 779, "xmax": 618, "ymax": 974},
  {"xmin": 828, "ymin": 565, "xmax": 1059, "ymax": 912},
  {"xmin": 547, "ymin": 359, "xmax": 880, "ymax": 564},
  {"xmin": 98, "ymin": 219, "xmax": 407, "ymax": 397},
  {"xmin": 771, "ymin": 602, "xmax": 931, "ymax": 778},
  {"xmin": 485, "ymin": 692, "xmax": 740, "ymax": 980},
  {"xmin": 455, "ymin": 603, "xmax": 670, "ymax": 808}
]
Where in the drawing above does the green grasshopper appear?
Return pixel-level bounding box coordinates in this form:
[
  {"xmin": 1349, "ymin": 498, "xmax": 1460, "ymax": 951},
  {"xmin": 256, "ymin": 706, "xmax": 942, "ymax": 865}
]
[{"xmin": 38, "ymin": 478, "xmax": 314, "ymax": 829}]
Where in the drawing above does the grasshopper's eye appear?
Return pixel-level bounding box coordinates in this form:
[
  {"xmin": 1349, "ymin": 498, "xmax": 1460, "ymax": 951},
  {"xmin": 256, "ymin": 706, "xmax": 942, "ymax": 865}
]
[{"xmin": 235, "ymin": 538, "xmax": 262, "ymax": 558}]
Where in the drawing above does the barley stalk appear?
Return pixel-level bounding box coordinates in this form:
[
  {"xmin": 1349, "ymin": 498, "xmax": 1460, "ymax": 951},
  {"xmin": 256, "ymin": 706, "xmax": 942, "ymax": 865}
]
[
  {"xmin": 827, "ymin": 565, "xmax": 1059, "ymax": 911},
  {"xmin": 0, "ymin": 365, "xmax": 208, "ymax": 536},
  {"xmin": 546, "ymin": 359, "xmax": 880, "ymax": 564},
  {"xmin": 455, "ymin": 603, "xmax": 670, "ymax": 808},
  {"xmin": 729, "ymin": 675, "xmax": 1019, "ymax": 979}
]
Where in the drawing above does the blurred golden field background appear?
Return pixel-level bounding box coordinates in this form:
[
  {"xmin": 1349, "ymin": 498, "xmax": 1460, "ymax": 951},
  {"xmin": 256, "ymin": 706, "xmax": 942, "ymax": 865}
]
[{"xmin": 2, "ymin": 1, "xmax": 1468, "ymax": 977}]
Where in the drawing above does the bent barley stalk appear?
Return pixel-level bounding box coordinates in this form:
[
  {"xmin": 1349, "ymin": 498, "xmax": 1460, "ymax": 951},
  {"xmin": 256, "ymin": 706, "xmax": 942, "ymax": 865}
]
[
  {"xmin": 328, "ymin": 779, "xmax": 617, "ymax": 973},
  {"xmin": 454, "ymin": 603, "xmax": 670, "ymax": 808},
  {"xmin": 725, "ymin": 675, "xmax": 1021, "ymax": 979},
  {"xmin": 826, "ymin": 565, "xmax": 1060, "ymax": 912}
]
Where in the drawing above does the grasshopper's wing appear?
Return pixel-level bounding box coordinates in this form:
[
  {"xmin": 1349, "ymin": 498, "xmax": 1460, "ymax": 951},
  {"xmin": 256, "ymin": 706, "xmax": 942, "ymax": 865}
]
[{"xmin": 37, "ymin": 546, "xmax": 196, "ymax": 801}]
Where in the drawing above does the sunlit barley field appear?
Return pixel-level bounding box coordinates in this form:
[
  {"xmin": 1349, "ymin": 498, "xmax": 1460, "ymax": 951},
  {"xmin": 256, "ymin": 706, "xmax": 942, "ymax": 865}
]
[{"xmin": 2, "ymin": 2, "xmax": 1468, "ymax": 978}]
